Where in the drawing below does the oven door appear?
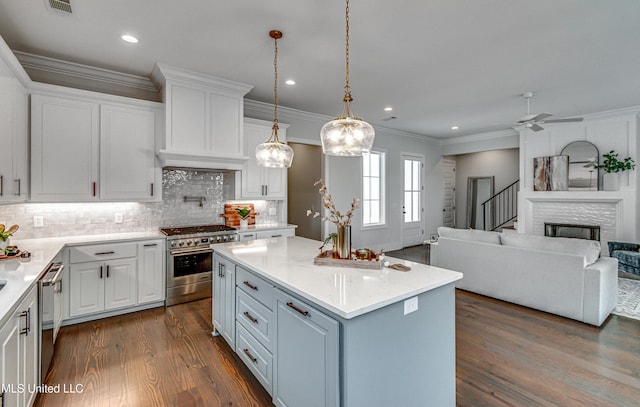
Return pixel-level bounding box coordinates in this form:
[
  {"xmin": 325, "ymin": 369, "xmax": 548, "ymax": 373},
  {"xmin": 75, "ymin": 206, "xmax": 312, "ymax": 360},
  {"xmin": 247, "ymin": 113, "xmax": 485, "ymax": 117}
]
[{"xmin": 167, "ymin": 247, "xmax": 214, "ymax": 288}]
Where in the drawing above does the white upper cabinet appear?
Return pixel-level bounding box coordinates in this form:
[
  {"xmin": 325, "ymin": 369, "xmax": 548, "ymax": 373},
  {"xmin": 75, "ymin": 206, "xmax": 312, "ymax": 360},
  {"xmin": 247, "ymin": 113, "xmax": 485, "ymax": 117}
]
[
  {"xmin": 31, "ymin": 91, "xmax": 162, "ymax": 202},
  {"xmin": 0, "ymin": 76, "xmax": 28, "ymax": 203},
  {"xmin": 242, "ymin": 118, "xmax": 288, "ymax": 199},
  {"xmin": 31, "ymin": 94, "xmax": 100, "ymax": 202},
  {"xmin": 100, "ymin": 104, "xmax": 161, "ymax": 201},
  {"xmin": 151, "ymin": 63, "xmax": 253, "ymax": 170}
]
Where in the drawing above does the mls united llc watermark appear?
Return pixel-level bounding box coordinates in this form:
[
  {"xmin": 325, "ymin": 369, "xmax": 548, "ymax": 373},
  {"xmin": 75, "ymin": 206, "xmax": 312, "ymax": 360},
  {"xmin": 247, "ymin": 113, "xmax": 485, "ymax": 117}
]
[{"xmin": 2, "ymin": 383, "xmax": 84, "ymax": 394}]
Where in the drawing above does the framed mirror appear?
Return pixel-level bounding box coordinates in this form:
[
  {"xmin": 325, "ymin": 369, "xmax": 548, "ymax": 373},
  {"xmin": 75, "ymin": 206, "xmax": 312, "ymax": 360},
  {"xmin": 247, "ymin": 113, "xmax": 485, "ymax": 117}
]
[
  {"xmin": 560, "ymin": 141, "xmax": 599, "ymax": 191},
  {"xmin": 466, "ymin": 176, "xmax": 494, "ymax": 229}
]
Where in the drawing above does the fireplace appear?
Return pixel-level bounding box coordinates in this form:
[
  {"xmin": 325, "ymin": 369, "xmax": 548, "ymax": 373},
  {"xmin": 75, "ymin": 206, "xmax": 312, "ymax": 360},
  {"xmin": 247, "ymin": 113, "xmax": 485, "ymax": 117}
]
[{"xmin": 544, "ymin": 223, "xmax": 600, "ymax": 241}]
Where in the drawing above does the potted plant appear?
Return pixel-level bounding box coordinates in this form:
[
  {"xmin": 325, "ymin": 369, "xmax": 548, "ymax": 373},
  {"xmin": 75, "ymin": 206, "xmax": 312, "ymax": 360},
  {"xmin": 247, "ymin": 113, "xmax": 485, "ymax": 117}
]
[
  {"xmin": 236, "ymin": 207, "xmax": 251, "ymax": 228},
  {"xmin": 0, "ymin": 224, "xmax": 19, "ymax": 254},
  {"xmin": 595, "ymin": 150, "xmax": 636, "ymax": 191}
]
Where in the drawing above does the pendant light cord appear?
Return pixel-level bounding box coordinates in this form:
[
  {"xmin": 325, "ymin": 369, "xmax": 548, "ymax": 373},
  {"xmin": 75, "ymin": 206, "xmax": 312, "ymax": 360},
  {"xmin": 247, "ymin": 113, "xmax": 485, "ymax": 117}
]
[
  {"xmin": 273, "ymin": 34, "xmax": 279, "ymax": 129},
  {"xmin": 344, "ymin": 0, "xmax": 352, "ymax": 103}
]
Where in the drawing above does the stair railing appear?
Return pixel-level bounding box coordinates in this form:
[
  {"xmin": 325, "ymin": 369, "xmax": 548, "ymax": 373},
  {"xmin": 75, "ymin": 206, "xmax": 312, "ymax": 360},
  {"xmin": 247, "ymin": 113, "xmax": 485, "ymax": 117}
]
[{"xmin": 482, "ymin": 179, "xmax": 519, "ymax": 231}]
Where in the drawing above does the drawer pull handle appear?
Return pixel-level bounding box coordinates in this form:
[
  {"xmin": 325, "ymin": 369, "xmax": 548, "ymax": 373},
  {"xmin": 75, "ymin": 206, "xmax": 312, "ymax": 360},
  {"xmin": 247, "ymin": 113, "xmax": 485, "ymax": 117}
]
[
  {"xmin": 286, "ymin": 302, "xmax": 309, "ymax": 317},
  {"xmin": 243, "ymin": 348, "xmax": 258, "ymax": 363},
  {"xmin": 243, "ymin": 311, "xmax": 258, "ymax": 324},
  {"xmin": 143, "ymin": 243, "xmax": 158, "ymax": 247},
  {"xmin": 272, "ymin": 234, "xmax": 282, "ymax": 238},
  {"xmin": 244, "ymin": 234, "xmax": 255, "ymax": 238},
  {"xmin": 243, "ymin": 281, "xmax": 258, "ymax": 291},
  {"xmin": 95, "ymin": 251, "xmax": 115, "ymax": 256}
]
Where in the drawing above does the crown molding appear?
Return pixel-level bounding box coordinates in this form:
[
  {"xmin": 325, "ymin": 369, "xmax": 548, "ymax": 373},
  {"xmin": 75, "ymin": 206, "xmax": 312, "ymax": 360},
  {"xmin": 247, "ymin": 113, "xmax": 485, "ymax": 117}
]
[
  {"xmin": 244, "ymin": 99, "xmax": 440, "ymax": 144},
  {"xmin": 580, "ymin": 105, "xmax": 640, "ymax": 120},
  {"xmin": 14, "ymin": 51, "xmax": 158, "ymax": 93},
  {"xmin": 151, "ymin": 62, "xmax": 253, "ymax": 96},
  {"xmin": 440, "ymin": 129, "xmax": 519, "ymax": 145}
]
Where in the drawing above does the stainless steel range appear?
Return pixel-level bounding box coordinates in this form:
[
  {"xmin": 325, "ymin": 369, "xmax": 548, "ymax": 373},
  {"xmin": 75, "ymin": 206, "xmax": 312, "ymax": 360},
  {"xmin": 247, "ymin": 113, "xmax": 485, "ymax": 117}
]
[{"xmin": 160, "ymin": 224, "xmax": 238, "ymax": 306}]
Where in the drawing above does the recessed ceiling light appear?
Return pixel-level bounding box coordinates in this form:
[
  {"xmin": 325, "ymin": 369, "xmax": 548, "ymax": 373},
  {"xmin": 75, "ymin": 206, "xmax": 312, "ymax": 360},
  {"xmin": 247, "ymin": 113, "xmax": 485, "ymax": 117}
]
[
  {"xmin": 285, "ymin": 79, "xmax": 296, "ymax": 85},
  {"xmin": 121, "ymin": 34, "xmax": 139, "ymax": 44},
  {"xmin": 384, "ymin": 106, "xmax": 393, "ymax": 112},
  {"xmin": 451, "ymin": 126, "xmax": 459, "ymax": 130}
]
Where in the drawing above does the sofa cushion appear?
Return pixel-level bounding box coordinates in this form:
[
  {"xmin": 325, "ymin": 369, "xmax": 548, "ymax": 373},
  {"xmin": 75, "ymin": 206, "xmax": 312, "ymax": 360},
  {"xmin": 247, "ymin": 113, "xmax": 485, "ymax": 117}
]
[
  {"xmin": 611, "ymin": 250, "xmax": 640, "ymax": 268},
  {"xmin": 437, "ymin": 227, "xmax": 501, "ymax": 245},
  {"xmin": 500, "ymin": 233, "xmax": 601, "ymax": 266}
]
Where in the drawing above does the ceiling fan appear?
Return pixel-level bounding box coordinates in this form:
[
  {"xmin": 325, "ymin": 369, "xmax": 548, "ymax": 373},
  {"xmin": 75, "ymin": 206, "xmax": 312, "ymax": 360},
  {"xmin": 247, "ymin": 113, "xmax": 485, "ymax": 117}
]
[{"xmin": 515, "ymin": 92, "xmax": 584, "ymax": 132}]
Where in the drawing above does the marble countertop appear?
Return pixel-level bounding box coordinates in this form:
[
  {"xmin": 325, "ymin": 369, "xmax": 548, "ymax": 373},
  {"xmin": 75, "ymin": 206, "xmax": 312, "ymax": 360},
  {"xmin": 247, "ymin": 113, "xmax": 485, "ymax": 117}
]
[
  {"xmin": 0, "ymin": 231, "xmax": 165, "ymax": 327},
  {"xmin": 214, "ymin": 236, "xmax": 462, "ymax": 319}
]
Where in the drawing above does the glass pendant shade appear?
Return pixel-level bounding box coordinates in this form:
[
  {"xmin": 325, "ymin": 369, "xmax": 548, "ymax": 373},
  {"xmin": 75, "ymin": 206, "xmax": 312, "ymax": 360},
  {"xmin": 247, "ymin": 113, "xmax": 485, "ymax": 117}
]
[
  {"xmin": 321, "ymin": 0, "xmax": 375, "ymax": 157},
  {"xmin": 256, "ymin": 126, "xmax": 294, "ymax": 168},
  {"xmin": 321, "ymin": 116, "xmax": 375, "ymax": 156},
  {"xmin": 256, "ymin": 29, "xmax": 294, "ymax": 168}
]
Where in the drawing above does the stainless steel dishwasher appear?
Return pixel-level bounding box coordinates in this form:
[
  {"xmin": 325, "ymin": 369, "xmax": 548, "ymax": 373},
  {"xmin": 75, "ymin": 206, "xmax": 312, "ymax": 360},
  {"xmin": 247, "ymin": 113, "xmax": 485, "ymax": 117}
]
[{"xmin": 39, "ymin": 262, "xmax": 64, "ymax": 380}]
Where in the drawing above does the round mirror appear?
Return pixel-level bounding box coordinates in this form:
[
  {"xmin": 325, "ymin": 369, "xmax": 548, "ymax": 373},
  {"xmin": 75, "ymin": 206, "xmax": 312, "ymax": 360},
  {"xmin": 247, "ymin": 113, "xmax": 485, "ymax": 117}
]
[{"xmin": 560, "ymin": 141, "xmax": 599, "ymax": 190}]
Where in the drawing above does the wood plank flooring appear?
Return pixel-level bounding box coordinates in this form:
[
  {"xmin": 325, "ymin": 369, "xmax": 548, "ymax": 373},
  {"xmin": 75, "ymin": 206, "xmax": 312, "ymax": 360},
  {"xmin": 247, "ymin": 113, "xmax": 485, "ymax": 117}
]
[{"xmin": 36, "ymin": 292, "xmax": 640, "ymax": 407}]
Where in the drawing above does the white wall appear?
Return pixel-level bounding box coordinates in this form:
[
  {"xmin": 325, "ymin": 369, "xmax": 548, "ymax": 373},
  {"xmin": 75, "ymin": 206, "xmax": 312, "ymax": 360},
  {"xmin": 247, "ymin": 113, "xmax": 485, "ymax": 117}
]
[
  {"xmin": 453, "ymin": 148, "xmax": 520, "ymax": 228},
  {"xmin": 517, "ymin": 107, "xmax": 639, "ymax": 243},
  {"xmin": 245, "ymin": 100, "xmax": 444, "ymax": 251}
]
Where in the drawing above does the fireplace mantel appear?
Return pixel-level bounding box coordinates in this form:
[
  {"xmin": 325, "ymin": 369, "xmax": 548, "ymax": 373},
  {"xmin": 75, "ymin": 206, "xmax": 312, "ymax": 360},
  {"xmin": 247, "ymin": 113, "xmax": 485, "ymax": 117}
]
[{"xmin": 520, "ymin": 190, "xmax": 632, "ymax": 204}]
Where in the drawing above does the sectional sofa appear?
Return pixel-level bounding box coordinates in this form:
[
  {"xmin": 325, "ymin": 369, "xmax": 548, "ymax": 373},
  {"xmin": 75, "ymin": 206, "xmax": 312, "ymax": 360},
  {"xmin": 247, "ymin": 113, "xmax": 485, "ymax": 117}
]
[{"xmin": 432, "ymin": 227, "xmax": 618, "ymax": 326}]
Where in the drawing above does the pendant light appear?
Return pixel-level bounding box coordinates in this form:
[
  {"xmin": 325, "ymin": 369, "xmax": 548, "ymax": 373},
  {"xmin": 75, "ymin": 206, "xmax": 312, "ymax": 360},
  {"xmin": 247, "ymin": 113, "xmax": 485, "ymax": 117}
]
[
  {"xmin": 320, "ymin": 0, "xmax": 375, "ymax": 156},
  {"xmin": 256, "ymin": 30, "xmax": 294, "ymax": 168}
]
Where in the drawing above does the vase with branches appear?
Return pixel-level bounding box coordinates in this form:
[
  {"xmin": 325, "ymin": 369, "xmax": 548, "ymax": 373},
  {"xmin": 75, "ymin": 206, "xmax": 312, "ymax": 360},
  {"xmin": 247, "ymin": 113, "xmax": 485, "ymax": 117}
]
[{"xmin": 307, "ymin": 179, "xmax": 359, "ymax": 259}]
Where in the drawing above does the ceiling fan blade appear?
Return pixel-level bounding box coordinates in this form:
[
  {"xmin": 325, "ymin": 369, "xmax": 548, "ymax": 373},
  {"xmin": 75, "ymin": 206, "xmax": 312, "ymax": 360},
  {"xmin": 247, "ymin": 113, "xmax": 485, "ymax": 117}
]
[
  {"xmin": 539, "ymin": 117, "xmax": 584, "ymax": 124},
  {"xmin": 530, "ymin": 123, "xmax": 545, "ymax": 132},
  {"xmin": 517, "ymin": 113, "xmax": 552, "ymax": 123}
]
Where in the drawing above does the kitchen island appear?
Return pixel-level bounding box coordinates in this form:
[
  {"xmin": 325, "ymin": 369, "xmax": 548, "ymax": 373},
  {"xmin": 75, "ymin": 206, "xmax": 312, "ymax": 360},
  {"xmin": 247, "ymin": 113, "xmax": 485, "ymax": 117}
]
[{"xmin": 213, "ymin": 236, "xmax": 462, "ymax": 407}]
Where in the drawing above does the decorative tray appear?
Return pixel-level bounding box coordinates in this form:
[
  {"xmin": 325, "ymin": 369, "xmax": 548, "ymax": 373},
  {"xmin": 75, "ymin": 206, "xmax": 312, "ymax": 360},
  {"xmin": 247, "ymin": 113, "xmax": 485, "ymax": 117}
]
[
  {"xmin": 314, "ymin": 250, "xmax": 383, "ymax": 270},
  {"xmin": 0, "ymin": 250, "xmax": 24, "ymax": 261}
]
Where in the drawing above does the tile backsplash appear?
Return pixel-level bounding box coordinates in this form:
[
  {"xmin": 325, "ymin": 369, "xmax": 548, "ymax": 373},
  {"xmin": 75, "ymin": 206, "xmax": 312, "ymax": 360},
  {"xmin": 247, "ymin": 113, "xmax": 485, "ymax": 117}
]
[{"xmin": 0, "ymin": 168, "xmax": 283, "ymax": 239}]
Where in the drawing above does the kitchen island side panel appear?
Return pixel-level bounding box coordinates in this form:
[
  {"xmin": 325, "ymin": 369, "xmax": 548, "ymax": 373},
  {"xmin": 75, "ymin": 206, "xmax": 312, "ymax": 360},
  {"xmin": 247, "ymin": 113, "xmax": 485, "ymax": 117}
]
[{"xmin": 340, "ymin": 283, "xmax": 456, "ymax": 407}]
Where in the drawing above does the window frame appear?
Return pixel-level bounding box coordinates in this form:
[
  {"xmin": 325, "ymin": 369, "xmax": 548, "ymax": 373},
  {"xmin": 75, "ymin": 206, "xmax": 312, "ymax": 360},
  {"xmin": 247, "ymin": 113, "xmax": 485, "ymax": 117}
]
[{"xmin": 361, "ymin": 150, "xmax": 386, "ymax": 229}]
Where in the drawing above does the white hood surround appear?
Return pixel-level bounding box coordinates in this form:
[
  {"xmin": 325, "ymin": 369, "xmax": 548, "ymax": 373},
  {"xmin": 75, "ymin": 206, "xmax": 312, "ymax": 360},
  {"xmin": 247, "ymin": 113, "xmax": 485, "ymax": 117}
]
[
  {"xmin": 517, "ymin": 108, "xmax": 639, "ymax": 254},
  {"xmin": 151, "ymin": 63, "xmax": 253, "ymax": 170}
]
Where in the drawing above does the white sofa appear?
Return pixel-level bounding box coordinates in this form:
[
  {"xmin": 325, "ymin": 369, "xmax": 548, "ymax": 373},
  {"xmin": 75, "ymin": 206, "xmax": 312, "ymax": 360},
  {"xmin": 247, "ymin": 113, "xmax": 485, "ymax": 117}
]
[{"xmin": 432, "ymin": 227, "xmax": 618, "ymax": 326}]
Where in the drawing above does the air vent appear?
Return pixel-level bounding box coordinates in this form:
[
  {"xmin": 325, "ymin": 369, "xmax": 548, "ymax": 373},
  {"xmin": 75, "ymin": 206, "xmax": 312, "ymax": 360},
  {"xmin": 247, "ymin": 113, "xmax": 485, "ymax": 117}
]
[{"xmin": 47, "ymin": 0, "xmax": 72, "ymax": 14}]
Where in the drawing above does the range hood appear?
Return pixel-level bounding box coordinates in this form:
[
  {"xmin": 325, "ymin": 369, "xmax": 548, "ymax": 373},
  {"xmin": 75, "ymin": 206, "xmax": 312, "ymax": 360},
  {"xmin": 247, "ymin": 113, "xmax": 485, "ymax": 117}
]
[
  {"xmin": 151, "ymin": 63, "xmax": 253, "ymax": 172},
  {"xmin": 157, "ymin": 149, "xmax": 248, "ymax": 170}
]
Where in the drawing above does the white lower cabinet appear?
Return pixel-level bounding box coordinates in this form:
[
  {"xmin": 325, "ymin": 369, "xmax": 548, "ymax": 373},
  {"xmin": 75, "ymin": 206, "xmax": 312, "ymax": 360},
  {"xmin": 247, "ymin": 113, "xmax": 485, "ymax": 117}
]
[
  {"xmin": 238, "ymin": 228, "xmax": 295, "ymax": 242},
  {"xmin": 69, "ymin": 257, "xmax": 137, "ymax": 317},
  {"xmin": 213, "ymin": 253, "xmax": 235, "ymax": 347},
  {"xmin": 0, "ymin": 286, "xmax": 39, "ymax": 407},
  {"xmin": 137, "ymin": 240, "xmax": 165, "ymax": 304}
]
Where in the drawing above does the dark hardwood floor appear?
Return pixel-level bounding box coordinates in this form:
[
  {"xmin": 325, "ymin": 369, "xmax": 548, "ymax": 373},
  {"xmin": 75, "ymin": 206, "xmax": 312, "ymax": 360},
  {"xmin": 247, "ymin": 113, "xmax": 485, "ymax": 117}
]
[{"xmin": 36, "ymin": 292, "xmax": 640, "ymax": 407}]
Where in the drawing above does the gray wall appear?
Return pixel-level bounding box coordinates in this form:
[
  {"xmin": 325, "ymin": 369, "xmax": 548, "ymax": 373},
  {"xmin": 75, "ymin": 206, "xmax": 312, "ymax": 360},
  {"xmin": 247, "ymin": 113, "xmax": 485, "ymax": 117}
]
[
  {"xmin": 454, "ymin": 148, "xmax": 519, "ymax": 228},
  {"xmin": 287, "ymin": 143, "xmax": 322, "ymax": 240}
]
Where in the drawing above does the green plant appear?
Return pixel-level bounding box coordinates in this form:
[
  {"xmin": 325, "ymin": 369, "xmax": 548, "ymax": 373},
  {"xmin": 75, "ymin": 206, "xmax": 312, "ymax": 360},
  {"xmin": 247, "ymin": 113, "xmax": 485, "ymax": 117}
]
[
  {"xmin": 595, "ymin": 150, "xmax": 636, "ymax": 173},
  {"xmin": 0, "ymin": 224, "xmax": 19, "ymax": 242},
  {"xmin": 236, "ymin": 207, "xmax": 251, "ymax": 219}
]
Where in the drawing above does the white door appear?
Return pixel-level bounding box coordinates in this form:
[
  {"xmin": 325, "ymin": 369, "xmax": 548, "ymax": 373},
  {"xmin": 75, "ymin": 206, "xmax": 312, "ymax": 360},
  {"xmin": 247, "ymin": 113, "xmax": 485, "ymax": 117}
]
[
  {"xmin": 442, "ymin": 158, "xmax": 456, "ymax": 228},
  {"xmin": 402, "ymin": 154, "xmax": 425, "ymax": 247}
]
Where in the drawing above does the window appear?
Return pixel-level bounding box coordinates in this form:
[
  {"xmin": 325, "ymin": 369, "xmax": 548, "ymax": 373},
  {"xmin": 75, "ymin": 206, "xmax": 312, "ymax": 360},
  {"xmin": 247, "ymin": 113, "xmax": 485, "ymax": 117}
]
[{"xmin": 362, "ymin": 151, "xmax": 385, "ymax": 226}]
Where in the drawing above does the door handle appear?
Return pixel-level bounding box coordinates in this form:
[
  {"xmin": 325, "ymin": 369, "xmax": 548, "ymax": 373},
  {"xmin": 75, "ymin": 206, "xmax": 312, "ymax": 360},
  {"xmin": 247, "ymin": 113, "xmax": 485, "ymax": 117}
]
[
  {"xmin": 14, "ymin": 179, "xmax": 20, "ymax": 196},
  {"xmin": 286, "ymin": 302, "xmax": 309, "ymax": 317},
  {"xmin": 0, "ymin": 175, "xmax": 3, "ymax": 197},
  {"xmin": 100, "ymin": 266, "xmax": 103, "ymax": 279},
  {"xmin": 106, "ymin": 265, "xmax": 110, "ymax": 278},
  {"xmin": 150, "ymin": 182, "xmax": 154, "ymax": 197}
]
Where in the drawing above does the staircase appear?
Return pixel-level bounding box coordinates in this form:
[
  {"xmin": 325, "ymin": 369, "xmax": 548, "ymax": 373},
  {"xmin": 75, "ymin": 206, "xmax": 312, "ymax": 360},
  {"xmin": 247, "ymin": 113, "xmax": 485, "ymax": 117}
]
[{"xmin": 481, "ymin": 179, "xmax": 519, "ymax": 231}]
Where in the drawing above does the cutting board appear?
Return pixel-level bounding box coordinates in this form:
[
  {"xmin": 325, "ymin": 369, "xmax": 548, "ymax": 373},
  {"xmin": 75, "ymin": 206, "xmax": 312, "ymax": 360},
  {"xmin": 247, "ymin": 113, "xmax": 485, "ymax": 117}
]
[{"xmin": 220, "ymin": 203, "xmax": 259, "ymax": 227}]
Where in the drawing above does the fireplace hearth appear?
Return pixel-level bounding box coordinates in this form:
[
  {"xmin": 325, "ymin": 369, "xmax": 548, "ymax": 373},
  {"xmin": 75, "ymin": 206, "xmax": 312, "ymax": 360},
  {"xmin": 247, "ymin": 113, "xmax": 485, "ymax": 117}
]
[{"xmin": 544, "ymin": 223, "xmax": 600, "ymax": 241}]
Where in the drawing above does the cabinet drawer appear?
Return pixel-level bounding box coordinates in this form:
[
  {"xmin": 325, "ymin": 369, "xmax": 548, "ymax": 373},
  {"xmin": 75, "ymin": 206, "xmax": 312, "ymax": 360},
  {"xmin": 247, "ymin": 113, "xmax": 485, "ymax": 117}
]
[
  {"xmin": 69, "ymin": 242, "xmax": 137, "ymax": 263},
  {"xmin": 236, "ymin": 266, "xmax": 273, "ymax": 309},
  {"xmin": 238, "ymin": 232, "xmax": 258, "ymax": 241},
  {"xmin": 256, "ymin": 229, "xmax": 295, "ymax": 239},
  {"xmin": 236, "ymin": 324, "xmax": 273, "ymax": 395},
  {"xmin": 236, "ymin": 290, "xmax": 274, "ymax": 351}
]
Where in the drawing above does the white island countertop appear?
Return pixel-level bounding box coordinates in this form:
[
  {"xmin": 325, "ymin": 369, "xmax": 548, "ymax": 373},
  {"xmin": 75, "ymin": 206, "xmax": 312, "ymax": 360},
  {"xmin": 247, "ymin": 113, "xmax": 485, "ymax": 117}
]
[{"xmin": 214, "ymin": 236, "xmax": 462, "ymax": 319}]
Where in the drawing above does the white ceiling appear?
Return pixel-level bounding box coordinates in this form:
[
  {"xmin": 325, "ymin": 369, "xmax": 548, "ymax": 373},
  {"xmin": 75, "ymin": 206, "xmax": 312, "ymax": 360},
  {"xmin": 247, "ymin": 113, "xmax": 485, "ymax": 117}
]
[{"xmin": 1, "ymin": 0, "xmax": 640, "ymax": 139}]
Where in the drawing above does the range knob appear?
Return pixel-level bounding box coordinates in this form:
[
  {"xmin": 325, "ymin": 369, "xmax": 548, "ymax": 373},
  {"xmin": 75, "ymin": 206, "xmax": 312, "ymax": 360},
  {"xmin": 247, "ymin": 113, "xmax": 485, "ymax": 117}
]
[
  {"xmin": 222, "ymin": 236, "xmax": 229, "ymax": 242},
  {"xmin": 170, "ymin": 241, "xmax": 177, "ymax": 248},
  {"xmin": 187, "ymin": 240, "xmax": 194, "ymax": 246},
  {"xmin": 178, "ymin": 241, "xmax": 185, "ymax": 247},
  {"xmin": 216, "ymin": 236, "xmax": 222, "ymax": 242}
]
